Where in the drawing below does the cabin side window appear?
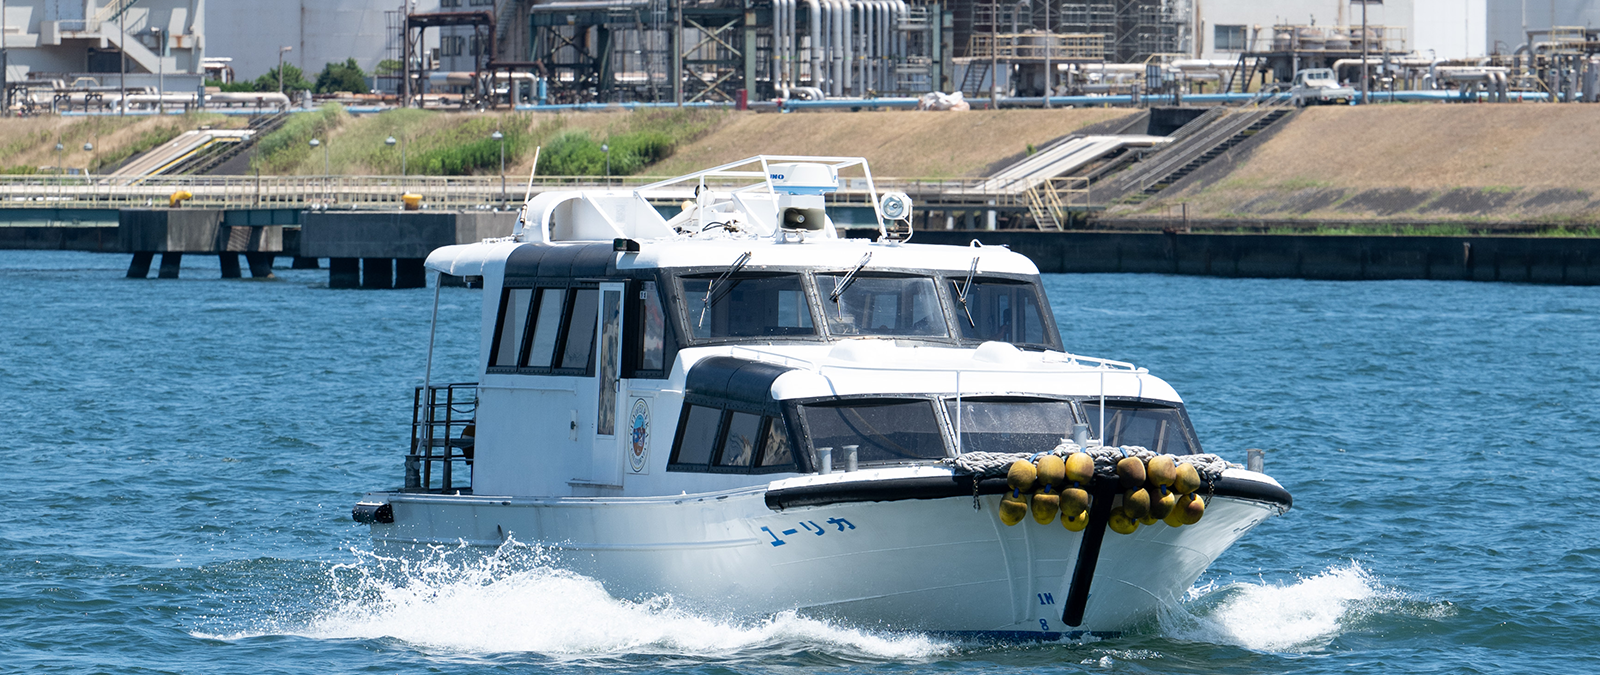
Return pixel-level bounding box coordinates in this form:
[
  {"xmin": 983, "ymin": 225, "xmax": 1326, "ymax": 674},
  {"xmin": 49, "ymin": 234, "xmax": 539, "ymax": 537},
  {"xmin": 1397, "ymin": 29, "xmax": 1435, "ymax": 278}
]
[
  {"xmin": 490, "ymin": 288, "xmax": 533, "ymax": 367},
  {"xmin": 624, "ymin": 280, "xmax": 672, "ymax": 379},
  {"xmin": 945, "ymin": 397, "xmax": 1080, "ymax": 455},
  {"xmin": 668, "ymin": 403, "xmax": 799, "ymax": 473},
  {"xmin": 487, "ymin": 284, "xmax": 600, "ymax": 377}
]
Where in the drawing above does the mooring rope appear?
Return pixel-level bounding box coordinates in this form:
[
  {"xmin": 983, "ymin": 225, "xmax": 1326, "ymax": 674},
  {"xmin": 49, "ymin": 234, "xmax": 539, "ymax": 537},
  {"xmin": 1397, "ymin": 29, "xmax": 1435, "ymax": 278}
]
[{"xmin": 945, "ymin": 441, "xmax": 1238, "ymax": 482}]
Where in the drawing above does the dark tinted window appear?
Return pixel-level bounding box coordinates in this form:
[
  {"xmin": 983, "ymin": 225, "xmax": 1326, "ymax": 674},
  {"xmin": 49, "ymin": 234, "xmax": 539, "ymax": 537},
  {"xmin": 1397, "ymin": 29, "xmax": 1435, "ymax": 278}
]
[
  {"xmin": 492, "ymin": 288, "xmax": 532, "ymax": 366},
  {"xmin": 1081, "ymin": 402, "xmax": 1197, "ymax": 455},
  {"xmin": 639, "ymin": 281, "xmax": 666, "ymax": 371},
  {"xmin": 560, "ymin": 289, "xmax": 599, "ymax": 369},
  {"xmin": 950, "ymin": 278, "xmax": 1049, "ymax": 347},
  {"xmin": 717, "ymin": 412, "xmax": 762, "ymax": 467},
  {"xmin": 682, "ymin": 274, "xmax": 815, "ymax": 339},
  {"xmin": 758, "ymin": 417, "xmax": 792, "ymax": 467},
  {"xmin": 525, "ymin": 288, "xmax": 565, "ymax": 368},
  {"xmin": 673, "ymin": 405, "xmax": 723, "ymax": 466},
  {"xmin": 947, "ymin": 398, "xmax": 1077, "ymax": 455},
  {"xmin": 802, "ymin": 400, "xmax": 947, "ymax": 463}
]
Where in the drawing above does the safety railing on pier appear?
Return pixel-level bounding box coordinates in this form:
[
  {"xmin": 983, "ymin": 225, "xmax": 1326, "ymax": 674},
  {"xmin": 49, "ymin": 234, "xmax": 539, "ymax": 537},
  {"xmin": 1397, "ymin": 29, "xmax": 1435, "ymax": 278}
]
[
  {"xmin": 0, "ymin": 174, "xmax": 1094, "ymax": 211},
  {"xmin": 408, "ymin": 383, "xmax": 477, "ymax": 494}
]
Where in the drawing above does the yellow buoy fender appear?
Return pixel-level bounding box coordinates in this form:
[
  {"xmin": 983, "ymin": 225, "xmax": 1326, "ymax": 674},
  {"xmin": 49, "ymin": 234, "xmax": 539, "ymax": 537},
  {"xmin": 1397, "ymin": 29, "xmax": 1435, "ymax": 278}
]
[
  {"xmin": 1107, "ymin": 507, "xmax": 1138, "ymax": 535},
  {"xmin": 1145, "ymin": 454, "xmax": 1177, "ymax": 487},
  {"xmin": 1064, "ymin": 452, "xmax": 1095, "ymax": 484},
  {"xmin": 1122, "ymin": 488, "xmax": 1151, "ymax": 520},
  {"xmin": 1062, "ymin": 508, "xmax": 1090, "ymax": 532},
  {"xmin": 1148, "ymin": 486, "xmax": 1177, "ymax": 520},
  {"xmin": 1116, "ymin": 456, "xmax": 1146, "ymax": 490},
  {"xmin": 1060, "ymin": 487, "xmax": 1090, "ymax": 517},
  {"xmin": 1035, "ymin": 454, "xmax": 1067, "ymax": 490},
  {"xmin": 1007, "ymin": 460, "xmax": 1038, "ymax": 492},
  {"xmin": 1031, "ymin": 490, "xmax": 1061, "ymax": 524},
  {"xmin": 1174, "ymin": 462, "xmax": 1202, "ymax": 495},
  {"xmin": 999, "ymin": 491, "xmax": 1029, "ymax": 526},
  {"xmin": 1180, "ymin": 493, "xmax": 1206, "ymax": 525},
  {"xmin": 1163, "ymin": 500, "xmax": 1188, "ymax": 527}
]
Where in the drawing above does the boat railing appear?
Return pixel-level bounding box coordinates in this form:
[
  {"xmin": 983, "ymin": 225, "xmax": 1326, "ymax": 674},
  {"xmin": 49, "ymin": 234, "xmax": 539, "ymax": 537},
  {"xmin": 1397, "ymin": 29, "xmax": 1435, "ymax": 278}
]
[{"xmin": 407, "ymin": 383, "xmax": 478, "ymax": 493}]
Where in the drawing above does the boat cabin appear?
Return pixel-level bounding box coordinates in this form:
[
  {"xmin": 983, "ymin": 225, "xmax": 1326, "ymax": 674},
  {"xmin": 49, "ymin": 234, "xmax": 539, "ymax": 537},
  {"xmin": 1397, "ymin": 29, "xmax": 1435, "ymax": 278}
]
[{"xmin": 412, "ymin": 157, "xmax": 1203, "ymax": 500}]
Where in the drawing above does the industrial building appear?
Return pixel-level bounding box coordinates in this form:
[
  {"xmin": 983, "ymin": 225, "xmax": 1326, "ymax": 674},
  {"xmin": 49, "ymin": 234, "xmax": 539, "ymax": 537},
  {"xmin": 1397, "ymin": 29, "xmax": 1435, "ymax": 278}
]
[{"xmin": 2, "ymin": 0, "xmax": 206, "ymax": 108}]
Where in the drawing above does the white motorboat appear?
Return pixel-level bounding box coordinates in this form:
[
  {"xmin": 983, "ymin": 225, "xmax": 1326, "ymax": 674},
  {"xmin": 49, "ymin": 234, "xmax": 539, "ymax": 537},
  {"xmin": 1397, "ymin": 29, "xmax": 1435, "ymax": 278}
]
[{"xmin": 354, "ymin": 156, "xmax": 1291, "ymax": 639}]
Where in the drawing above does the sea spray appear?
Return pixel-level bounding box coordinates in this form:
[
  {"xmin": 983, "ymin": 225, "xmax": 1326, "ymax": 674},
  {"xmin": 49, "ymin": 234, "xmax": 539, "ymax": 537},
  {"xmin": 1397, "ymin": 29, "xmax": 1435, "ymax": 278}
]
[
  {"xmin": 1159, "ymin": 562, "xmax": 1391, "ymax": 653},
  {"xmin": 208, "ymin": 541, "xmax": 949, "ymax": 661}
]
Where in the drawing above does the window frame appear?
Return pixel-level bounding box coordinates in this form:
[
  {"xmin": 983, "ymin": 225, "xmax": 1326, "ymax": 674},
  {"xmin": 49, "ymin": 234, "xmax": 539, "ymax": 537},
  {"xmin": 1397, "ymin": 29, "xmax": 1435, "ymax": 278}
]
[
  {"xmin": 667, "ymin": 268, "xmax": 828, "ymax": 347},
  {"xmin": 622, "ymin": 277, "xmax": 676, "ymax": 379},
  {"xmin": 939, "ymin": 272, "xmax": 1063, "ymax": 351},
  {"xmin": 667, "ymin": 399, "xmax": 802, "ymax": 474},
  {"xmin": 791, "ymin": 394, "xmax": 954, "ymax": 468},
  {"xmin": 1214, "ymin": 24, "xmax": 1247, "ymax": 52},
  {"xmin": 812, "ymin": 270, "xmax": 954, "ymax": 339},
  {"xmin": 1075, "ymin": 396, "xmax": 1205, "ymax": 456},
  {"xmin": 486, "ymin": 280, "xmax": 602, "ymax": 377}
]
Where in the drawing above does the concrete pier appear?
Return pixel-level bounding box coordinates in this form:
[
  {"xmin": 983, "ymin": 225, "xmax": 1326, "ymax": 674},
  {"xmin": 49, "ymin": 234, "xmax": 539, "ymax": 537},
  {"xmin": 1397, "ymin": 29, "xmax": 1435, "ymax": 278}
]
[
  {"xmin": 299, "ymin": 211, "xmax": 515, "ymax": 289},
  {"xmin": 870, "ymin": 231, "xmax": 1600, "ymax": 285},
  {"xmin": 119, "ymin": 209, "xmax": 284, "ymax": 279}
]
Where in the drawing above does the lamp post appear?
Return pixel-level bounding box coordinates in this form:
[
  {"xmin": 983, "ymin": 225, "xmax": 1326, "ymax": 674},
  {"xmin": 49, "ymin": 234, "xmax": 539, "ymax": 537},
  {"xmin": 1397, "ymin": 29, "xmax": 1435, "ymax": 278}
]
[
  {"xmin": 491, "ymin": 130, "xmax": 505, "ymax": 205},
  {"xmin": 386, "ymin": 135, "xmax": 406, "ymax": 175},
  {"xmin": 310, "ymin": 138, "xmax": 327, "ymax": 205},
  {"xmin": 82, "ymin": 141, "xmax": 93, "ymax": 177},
  {"xmin": 54, "ymin": 141, "xmax": 63, "ymax": 175},
  {"xmin": 278, "ymin": 46, "xmax": 293, "ymax": 95},
  {"xmin": 601, "ymin": 143, "xmax": 610, "ymax": 178},
  {"xmin": 152, "ymin": 27, "xmax": 163, "ymax": 114}
]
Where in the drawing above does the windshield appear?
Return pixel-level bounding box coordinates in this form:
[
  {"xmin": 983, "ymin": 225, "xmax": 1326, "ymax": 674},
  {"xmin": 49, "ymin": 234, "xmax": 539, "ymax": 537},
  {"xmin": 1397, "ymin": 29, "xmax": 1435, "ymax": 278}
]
[
  {"xmin": 681, "ymin": 274, "xmax": 816, "ymax": 339},
  {"xmin": 949, "ymin": 278, "xmax": 1050, "ymax": 347},
  {"xmin": 817, "ymin": 274, "xmax": 947, "ymax": 337},
  {"xmin": 1081, "ymin": 402, "xmax": 1198, "ymax": 455},
  {"xmin": 947, "ymin": 398, "xmax": 1078, "ymax": 454},
  {"xmin": 801, "ymin": 399, "xmax": 948, "ymax": 463}
]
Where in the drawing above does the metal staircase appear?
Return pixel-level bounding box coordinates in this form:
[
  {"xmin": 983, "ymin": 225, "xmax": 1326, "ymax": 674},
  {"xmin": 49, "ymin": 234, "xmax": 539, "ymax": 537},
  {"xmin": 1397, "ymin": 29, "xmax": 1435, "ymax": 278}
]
[
  {"xmin": 1107, "ymin": 108, "xmax": 1291, "ymax": 204},
  {"xmin": 173, "ymin": 113, "xmax": 288, "ymax": 176},
  {"xmin": 1024, "ymin": 179, "xmax": 1066, "ymax": 231}
]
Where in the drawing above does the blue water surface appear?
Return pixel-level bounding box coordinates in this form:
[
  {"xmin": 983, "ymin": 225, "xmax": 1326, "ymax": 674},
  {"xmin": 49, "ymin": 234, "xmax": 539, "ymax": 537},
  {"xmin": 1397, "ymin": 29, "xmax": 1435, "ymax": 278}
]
[{"xmin": 2, "ymin": 250, "xmax": 1597, "ymax": 674}]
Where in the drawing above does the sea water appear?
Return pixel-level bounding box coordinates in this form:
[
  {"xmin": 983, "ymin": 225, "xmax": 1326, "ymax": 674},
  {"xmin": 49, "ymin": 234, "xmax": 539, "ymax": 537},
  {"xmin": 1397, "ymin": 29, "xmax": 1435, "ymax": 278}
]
[{"xmin": 2, "ymin": 250, "xmax": 1597, "ymax": 674}]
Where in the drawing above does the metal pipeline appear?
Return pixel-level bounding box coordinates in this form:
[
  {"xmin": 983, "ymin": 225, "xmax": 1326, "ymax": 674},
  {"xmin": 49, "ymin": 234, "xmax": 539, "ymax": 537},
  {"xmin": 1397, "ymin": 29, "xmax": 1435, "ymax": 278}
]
[
  {"xmin": 840, "ymin": 0, "xmax": 852, "ymax": 96},
  {"xmin": 805, "ymin": 0, "xmax": 822, "ymax": 90},
  {"xmin": 772, "ymin": 0, "xmax": 786, "ymax": 89}
]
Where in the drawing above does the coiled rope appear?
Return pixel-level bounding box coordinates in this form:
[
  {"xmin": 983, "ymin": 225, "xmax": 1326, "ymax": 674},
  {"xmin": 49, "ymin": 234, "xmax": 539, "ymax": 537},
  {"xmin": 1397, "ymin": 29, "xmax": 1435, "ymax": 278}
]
[{"xmin": 944, "ymin": 440, "xmax": 1237, "ymax": 483}]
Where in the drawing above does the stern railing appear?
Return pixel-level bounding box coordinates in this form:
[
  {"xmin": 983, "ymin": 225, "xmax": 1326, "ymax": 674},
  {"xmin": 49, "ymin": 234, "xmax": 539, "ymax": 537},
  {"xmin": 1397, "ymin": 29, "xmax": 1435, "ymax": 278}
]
[{"xmin": 408, "ymin": 383, "xmax": 478, "ymax": 493}]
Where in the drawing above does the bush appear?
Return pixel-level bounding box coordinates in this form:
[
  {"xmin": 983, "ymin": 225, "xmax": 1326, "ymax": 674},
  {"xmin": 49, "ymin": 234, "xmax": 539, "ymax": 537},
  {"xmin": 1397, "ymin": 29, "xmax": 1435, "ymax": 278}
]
[
  {"xmin": 253, "ymin": 64, "xmax": 312, "ymax": 93},
  {"xmin": 535, "ymin": 129, "xmax": 676, "ymax": 176},
  {"xmin": 315, "ymin": 58, "xmax": 369, "ymax": 94}
]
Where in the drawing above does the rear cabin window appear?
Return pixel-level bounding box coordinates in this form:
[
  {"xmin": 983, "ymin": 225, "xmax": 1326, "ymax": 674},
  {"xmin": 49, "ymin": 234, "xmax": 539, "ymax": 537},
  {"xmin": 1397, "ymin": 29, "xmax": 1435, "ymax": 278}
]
[
  {"xmin": 1081, "ymin": 401, "xmax": 1199, "ymax": 455},
  {"xmin": 817, "ymin": 274, "xmax": 947, "ymax": 337},
  {"xmin": 949, "ymin": 278, "xmax": 1050, "ymax": 347},
  {"xmin": 681, "ymin": 274, "xmax": 816, "ymax": 340},
  {"xmin": 669, "ymin": 404, "xmax": 797, "ymax": 473},
  {"xmin": 489, "ymin": 285, "xmax": 600, "ymax": 376},
  {"xmin": 491, "ymin": 288, "xmax": 533, "ymax": 366},
  {"xmin": 639, "ymin": 281, "xmax": 666, "ymax": 371},
  {"xmin": 801, "ymin": 399, "xmax": 948, "ymax": 464}
]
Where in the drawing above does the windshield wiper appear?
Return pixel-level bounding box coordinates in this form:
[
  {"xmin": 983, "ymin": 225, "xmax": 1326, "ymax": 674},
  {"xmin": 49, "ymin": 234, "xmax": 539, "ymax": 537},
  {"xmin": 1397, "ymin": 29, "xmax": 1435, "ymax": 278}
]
[
  {"xmin": 698, "ymin": 251, "xmax": 752, "ymax": 327},
  {"xmin": 955, "ymin": 257, "xmax": 978, "ymax": 326},
  {"xmin": 829, "ymin": 252, "xmax": 873, "ymax": 305}
]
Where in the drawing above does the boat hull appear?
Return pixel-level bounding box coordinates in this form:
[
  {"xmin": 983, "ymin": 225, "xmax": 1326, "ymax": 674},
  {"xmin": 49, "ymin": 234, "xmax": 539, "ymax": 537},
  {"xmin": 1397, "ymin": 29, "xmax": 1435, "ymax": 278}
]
[{"xmin": 364, "ymin": 476, "xmax": 1284, "ymax": 636}]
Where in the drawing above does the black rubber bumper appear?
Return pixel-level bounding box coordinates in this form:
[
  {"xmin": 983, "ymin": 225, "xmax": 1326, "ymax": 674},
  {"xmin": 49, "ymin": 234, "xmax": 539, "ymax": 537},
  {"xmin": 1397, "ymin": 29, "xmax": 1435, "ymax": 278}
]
[{"xmin": 765, "ymin": 473, "xmax": 1292, "ymax": 512}]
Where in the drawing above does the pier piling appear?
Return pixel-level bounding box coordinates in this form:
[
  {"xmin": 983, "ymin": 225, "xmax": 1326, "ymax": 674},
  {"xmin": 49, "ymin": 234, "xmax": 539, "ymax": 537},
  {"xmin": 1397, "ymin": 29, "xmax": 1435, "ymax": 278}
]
[
  {"xmin": 362, "ymin": 258, "xmax": 394, "ymax": 290},
  {"xmin": 157, "ymin": 253, "xmax": 183, "ymax": 279},
  {"xmin": 126, "ymin": 252, "xmax": 154, "ymax": 279},
  {"xmin": 219, "ymin": 253, "xmax": 242, "ymax": 278},
  {"xmin": 329, "ymin": 258, "xmax": 361, "ymax": 289}
]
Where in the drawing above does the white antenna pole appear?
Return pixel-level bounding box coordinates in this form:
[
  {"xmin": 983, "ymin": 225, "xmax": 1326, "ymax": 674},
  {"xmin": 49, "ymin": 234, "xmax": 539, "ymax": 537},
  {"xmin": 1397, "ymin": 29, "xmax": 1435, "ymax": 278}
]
[
  {"xmin": 523, "ymin": 145, "xmax": 541, "ymax": 203},
  {"xmin": 424, "ymin": 272, "xmax": 441, "ymax": 389}
]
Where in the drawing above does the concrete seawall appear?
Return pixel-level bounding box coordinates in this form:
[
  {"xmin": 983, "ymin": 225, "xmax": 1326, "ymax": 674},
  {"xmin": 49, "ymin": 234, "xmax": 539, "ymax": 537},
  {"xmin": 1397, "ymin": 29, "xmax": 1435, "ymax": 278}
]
[{"xmin": 863, "ymin": 231, "xmax": 1600, "ymax": 285}]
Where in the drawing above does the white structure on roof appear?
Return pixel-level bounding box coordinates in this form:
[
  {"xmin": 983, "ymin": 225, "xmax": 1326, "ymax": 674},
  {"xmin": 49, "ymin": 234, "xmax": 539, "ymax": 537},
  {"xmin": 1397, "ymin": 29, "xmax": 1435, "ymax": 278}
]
[{"xmin": 2, "ymin": 0, "xmax": 205, "ymax": 89}]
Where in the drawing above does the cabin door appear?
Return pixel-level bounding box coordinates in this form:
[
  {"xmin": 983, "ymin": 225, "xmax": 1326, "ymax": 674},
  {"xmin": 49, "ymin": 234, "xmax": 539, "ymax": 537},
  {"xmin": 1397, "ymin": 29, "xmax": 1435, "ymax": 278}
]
[{"xmin": 588, "ymin": 283, "xmax": 627, "ymax": 487}]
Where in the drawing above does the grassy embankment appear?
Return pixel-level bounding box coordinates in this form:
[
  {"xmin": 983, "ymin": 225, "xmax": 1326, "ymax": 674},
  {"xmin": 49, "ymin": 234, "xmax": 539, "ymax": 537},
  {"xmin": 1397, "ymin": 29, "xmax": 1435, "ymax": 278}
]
[
  {"xmin": 1122, "ymin": 105, "xmax": 1600, "ymax": 234},
  {"xmin": 0, "ymin": 113, "xmax": 243, "ymax": 174},
  {"xmin": 249, "ymin": 106, "xmax": 730, "ymax": 176}
]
